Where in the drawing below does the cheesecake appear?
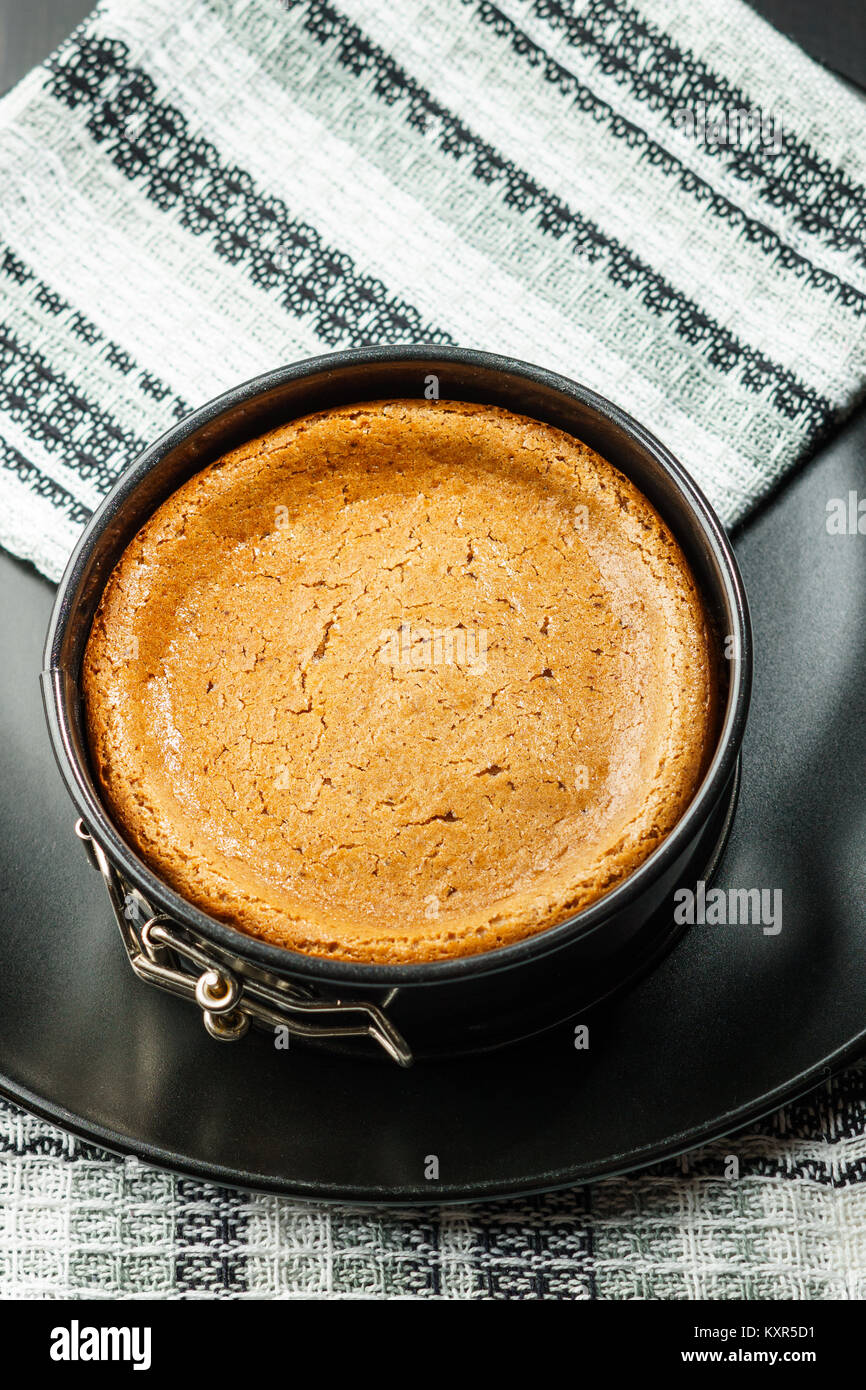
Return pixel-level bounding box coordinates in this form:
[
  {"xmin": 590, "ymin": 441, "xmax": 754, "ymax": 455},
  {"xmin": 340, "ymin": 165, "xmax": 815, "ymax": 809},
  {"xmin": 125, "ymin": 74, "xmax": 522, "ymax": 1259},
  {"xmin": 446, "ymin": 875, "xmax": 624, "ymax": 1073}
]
[{"xmin": 83, "ymin": 400, "xmax": 719, "ymax": 963}]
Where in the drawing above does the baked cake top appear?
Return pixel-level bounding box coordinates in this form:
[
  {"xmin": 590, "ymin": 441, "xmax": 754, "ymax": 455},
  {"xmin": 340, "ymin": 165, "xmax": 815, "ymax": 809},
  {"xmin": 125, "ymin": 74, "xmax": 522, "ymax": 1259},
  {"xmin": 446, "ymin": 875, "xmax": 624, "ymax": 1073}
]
[{"xmin": 83, "ymin": 400, "xmax": 718, "ymax": 963}]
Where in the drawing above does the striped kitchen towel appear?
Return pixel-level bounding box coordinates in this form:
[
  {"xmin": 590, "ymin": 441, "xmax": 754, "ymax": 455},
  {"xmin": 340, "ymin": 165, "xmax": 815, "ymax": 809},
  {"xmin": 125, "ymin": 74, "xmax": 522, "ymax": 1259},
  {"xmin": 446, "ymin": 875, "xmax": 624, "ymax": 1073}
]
[
  {"xmin": 0, "ymin": 0, "xmax": 865, "ymax": 582},
  {"xmin": 3, "ymin": 1064, "xmax": 866, "ymax": 1298}
]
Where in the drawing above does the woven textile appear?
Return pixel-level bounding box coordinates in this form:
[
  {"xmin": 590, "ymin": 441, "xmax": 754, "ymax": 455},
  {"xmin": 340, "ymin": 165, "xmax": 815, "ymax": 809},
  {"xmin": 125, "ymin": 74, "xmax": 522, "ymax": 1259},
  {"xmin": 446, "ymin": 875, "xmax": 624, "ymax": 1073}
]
[
  {"xmin": 1, "ymin": 0, "xmax": 865, "ymax": 1299},
  {"xmin": 3, "ymin": 1066, "xmax": 866, "ymax": 1298}
]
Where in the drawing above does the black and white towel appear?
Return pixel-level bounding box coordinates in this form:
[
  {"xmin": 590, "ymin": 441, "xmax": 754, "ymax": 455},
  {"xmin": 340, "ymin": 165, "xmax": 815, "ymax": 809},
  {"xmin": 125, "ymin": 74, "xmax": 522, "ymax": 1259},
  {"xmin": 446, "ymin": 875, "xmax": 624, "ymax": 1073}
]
[
  {"xmin": 1, "ymin": 0, "xmax": 866, "ymax": 1298},
  {"xmin": 1, "ymin": 0, "xmax": 866, "ymax": 580}
]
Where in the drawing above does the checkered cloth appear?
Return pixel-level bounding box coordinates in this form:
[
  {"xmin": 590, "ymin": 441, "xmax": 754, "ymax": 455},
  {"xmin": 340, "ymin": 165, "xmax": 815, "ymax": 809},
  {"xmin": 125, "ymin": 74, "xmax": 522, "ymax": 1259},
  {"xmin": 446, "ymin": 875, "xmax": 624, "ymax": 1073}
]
[
  {"xmin": 3, "ymin": 1067, "xmax": 866, "ymax": 1298},
  {"xmin": 1, "ymin": 0, "xmax": 865, "ymax": 1297}
]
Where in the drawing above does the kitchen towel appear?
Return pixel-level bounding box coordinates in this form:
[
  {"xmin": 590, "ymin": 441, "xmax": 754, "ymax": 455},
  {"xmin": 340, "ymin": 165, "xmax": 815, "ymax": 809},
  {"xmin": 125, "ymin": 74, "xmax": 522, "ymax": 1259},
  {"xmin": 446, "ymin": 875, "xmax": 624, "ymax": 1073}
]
[
  {"xmin": 0, "ymin": 0, "xmax": 865, "ymax": 579},
  {"xmin": 3, "ymin": 1066, "xmax": 866, "ymax": 1298},
  {"xmin": 1, "ymin": 0, "xmax": 866, "ymax": 1301}
]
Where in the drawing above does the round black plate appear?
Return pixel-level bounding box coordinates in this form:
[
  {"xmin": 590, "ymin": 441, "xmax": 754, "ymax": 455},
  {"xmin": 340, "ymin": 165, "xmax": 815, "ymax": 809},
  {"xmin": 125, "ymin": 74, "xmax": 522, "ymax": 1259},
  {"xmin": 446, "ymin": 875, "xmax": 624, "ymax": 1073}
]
[{"xmin": 1, "ymin": 409, "xmax": 864, "ymax": 1203}]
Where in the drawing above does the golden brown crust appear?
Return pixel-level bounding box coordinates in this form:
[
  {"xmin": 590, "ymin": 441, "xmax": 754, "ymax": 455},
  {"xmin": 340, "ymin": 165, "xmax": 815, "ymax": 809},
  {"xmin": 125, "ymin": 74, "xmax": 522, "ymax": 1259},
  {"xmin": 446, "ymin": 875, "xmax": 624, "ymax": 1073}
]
[{"xmin": 83, "ymin": 400, "xmax": 718, "ymax": 963}]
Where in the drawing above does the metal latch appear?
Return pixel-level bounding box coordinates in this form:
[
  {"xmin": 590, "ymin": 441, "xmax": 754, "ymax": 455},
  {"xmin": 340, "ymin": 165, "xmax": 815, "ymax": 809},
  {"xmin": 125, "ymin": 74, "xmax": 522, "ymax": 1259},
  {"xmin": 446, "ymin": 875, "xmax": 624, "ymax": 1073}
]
[{"xmin": 76, "ymin": 821, "xmax": 413, "ymax": 1066}]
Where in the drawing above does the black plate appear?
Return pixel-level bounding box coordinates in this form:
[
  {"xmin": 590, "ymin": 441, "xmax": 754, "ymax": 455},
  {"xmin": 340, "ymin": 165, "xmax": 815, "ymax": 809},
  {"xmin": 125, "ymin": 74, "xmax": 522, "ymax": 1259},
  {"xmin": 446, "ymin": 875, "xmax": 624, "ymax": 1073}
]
[{"xmin": 0, "ymin": 397, "xmax": 864, "ymax": 1203}]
